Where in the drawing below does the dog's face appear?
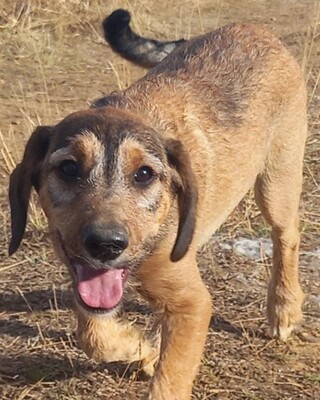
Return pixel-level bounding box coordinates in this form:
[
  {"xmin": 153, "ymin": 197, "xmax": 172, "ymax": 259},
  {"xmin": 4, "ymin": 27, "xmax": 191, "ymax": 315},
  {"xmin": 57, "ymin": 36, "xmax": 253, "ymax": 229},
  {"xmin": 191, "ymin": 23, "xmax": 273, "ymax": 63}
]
[{"xmin": 9, "ymin": 107, "xmax": 197, "ymax": 314}]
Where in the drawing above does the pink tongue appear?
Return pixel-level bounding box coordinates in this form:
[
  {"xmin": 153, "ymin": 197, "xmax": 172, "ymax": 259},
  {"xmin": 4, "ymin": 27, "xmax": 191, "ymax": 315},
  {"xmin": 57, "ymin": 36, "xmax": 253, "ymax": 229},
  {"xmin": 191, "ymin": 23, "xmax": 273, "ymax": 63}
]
[{"xmin": 75, "ymin": 264, "xmax": 125, "ymax": 309}]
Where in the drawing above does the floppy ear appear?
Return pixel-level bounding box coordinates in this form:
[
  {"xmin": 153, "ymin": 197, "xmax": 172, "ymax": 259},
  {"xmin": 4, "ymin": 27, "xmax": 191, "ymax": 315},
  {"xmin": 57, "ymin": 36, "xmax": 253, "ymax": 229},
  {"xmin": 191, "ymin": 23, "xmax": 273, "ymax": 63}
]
[
  {"xmin": 9, "ymin": 126, "xmax": 52, "ymax": 255},
  {"xmin": 166, "ymin": 139, "xmax": 198, "ymax": 262}
]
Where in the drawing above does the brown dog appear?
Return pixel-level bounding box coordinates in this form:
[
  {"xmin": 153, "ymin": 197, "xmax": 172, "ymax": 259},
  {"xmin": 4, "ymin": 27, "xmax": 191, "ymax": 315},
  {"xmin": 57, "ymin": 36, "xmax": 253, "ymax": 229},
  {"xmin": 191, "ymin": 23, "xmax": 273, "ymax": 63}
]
[{"xmin": 9, "ymin": 11, "xmax": 307, "ymax": 400}]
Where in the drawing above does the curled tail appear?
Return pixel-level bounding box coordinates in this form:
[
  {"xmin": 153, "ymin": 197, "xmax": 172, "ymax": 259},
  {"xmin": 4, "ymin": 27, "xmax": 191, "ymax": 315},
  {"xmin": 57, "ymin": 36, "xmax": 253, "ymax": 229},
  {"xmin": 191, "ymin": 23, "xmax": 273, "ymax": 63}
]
[{"xmin": 103, "ymin": 9, "xmax": 186, "ymax": 68}]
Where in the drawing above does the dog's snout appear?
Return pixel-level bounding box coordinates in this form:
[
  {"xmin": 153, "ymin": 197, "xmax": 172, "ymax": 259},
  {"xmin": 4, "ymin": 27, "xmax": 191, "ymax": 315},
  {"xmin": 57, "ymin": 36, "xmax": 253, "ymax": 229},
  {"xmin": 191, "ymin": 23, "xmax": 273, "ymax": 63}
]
[{"xmin": 82, "ymin": 225, "xmax": 128, "ymax": 262}]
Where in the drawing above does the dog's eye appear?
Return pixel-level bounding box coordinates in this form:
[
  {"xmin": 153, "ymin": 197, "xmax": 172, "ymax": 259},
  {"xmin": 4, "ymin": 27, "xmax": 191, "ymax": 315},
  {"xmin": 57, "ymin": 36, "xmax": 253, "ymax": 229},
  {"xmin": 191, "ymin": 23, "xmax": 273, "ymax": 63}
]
[
  {"xmin": 58, "ymin": 160, "xmax": 79, "ymax": 180},
  {"xmin": 134, "ymin": 166, "xmax": 155, "ymax": 186}
]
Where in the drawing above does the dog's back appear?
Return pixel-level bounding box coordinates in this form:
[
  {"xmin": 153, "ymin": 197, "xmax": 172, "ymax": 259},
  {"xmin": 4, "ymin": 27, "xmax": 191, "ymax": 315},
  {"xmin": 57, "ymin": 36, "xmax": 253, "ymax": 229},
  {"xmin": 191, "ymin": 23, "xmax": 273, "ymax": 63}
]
[{"xmin": 103, "ymin": 14, "xmax": 305, "ymax": 138}]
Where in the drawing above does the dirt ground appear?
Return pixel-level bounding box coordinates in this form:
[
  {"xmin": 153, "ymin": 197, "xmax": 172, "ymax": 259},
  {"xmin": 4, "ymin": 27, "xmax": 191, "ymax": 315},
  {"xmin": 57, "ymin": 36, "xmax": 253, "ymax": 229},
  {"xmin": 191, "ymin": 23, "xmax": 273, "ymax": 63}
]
[{"xmin": 0, "ymin": 0, "xmax": 319, "ymax": 399}]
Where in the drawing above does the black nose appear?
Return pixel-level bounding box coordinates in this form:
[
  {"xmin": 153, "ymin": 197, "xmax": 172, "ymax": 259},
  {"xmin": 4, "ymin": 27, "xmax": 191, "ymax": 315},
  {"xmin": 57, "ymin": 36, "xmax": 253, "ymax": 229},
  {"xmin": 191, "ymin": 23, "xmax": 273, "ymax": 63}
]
[{"xmin": 82, "ymin": 225, "xmax": 128, "ymax": 262}]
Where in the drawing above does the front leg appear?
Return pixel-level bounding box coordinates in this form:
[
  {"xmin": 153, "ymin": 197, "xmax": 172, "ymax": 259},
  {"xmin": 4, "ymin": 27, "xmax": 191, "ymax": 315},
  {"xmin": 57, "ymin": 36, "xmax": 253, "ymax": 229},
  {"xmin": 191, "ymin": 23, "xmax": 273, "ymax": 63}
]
[
  {"xmin": 138, "ymin": 253, "xmax": 212, "ymax": 400},
  {"xmin": 77, "ymin": 309, "xmax": 158, "ymax": 376}
]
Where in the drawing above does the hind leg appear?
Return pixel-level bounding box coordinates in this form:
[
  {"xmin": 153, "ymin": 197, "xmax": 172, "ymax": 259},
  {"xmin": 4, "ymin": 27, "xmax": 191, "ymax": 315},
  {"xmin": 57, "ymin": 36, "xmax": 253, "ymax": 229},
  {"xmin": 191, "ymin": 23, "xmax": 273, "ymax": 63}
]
[{"xmin": 254, "ymin": 123, "xmax": 306, "ymax": 340}]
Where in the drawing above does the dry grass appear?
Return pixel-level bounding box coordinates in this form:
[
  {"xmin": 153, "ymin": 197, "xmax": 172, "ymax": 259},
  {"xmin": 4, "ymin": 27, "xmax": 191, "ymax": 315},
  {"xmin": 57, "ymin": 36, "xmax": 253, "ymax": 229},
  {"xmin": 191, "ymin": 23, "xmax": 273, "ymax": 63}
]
[{"xmin": 0, "ymin": 0, "xmax": 319, "ymax": 399}]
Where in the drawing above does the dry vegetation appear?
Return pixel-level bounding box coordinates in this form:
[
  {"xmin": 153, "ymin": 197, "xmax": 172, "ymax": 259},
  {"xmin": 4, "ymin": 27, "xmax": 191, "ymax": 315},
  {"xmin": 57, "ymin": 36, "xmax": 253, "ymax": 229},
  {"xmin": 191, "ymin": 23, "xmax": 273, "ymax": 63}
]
[{"xmin": 0, "ymin": 0, "xmax": 319, "ymax": 399}]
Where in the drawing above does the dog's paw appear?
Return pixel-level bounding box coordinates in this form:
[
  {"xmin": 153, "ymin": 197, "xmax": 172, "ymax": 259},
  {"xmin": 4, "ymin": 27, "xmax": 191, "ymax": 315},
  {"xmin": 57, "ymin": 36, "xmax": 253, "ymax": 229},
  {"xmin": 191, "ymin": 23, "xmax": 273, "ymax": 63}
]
[
  {"xmin": 77, "ymin": 312, "xmax": 159, "ymax": 371},
  {"xmin": 140, "ymin": 352, "xmax": 159, "ymax": 376},
  {"xmin": 267, "ymin": 284, "xmax": 304, "ymax": 340}
]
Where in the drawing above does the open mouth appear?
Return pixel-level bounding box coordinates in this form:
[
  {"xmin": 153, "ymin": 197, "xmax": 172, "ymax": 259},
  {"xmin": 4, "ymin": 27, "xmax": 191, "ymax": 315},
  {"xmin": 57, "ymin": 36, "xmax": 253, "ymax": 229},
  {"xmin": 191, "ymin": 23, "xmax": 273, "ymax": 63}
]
[{"xmin": 72, "ymin": 262, "xmax": 129, "ymax": 313}]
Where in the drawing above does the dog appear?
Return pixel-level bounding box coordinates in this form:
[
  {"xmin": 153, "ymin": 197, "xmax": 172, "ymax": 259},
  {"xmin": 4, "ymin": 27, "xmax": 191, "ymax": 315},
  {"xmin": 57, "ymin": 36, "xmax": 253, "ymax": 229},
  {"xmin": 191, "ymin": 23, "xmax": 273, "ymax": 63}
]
[{"xmin": 9, "ymin": 9, "xmax": 307, "ymax": 400}]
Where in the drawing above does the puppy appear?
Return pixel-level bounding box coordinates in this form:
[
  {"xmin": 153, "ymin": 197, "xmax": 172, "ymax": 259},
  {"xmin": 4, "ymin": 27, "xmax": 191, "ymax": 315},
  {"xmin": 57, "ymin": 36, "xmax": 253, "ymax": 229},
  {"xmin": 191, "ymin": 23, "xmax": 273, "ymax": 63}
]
[{"xmin": 9, "ymin": 9, "xmax": 307, "ymax": 400}]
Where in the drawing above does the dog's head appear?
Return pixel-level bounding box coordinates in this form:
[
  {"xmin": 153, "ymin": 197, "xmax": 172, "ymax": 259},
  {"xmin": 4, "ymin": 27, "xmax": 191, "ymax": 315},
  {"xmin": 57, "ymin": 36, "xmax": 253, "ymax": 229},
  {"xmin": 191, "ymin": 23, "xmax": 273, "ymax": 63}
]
[{"xmin": 9, "ymin": 107, "xmax": 198, "ymax": 314}]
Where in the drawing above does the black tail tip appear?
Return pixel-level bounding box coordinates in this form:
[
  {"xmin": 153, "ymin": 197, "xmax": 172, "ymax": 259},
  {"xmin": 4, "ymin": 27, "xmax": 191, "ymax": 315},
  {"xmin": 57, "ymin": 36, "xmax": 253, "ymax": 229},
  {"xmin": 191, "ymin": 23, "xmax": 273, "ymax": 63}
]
[
  {"xmin": 8, "ymin": 241, "xmax": 17, "ymax": 256},
  {"xmin": 103, "ymin": 9, "xmax": 131, "ymax": 38}
]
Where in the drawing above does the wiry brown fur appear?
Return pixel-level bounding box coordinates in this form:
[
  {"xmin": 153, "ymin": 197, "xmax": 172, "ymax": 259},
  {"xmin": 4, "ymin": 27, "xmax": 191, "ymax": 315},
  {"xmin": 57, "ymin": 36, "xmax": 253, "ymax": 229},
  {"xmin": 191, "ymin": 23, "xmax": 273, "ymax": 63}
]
[{"xmin": 9, "ymin": 22, "xmax": 307, "ymax": 400}]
